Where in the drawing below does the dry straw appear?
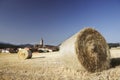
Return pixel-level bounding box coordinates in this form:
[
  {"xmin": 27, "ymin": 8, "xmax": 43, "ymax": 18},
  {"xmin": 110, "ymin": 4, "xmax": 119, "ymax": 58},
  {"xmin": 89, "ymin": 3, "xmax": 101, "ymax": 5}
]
[
  {"xmin": 18, "ymin": 48, "xmax": 32, "ymax": 60},
  {"xmin": 60, "ymin": 27, "xmax": 110, "ymax": 72}
]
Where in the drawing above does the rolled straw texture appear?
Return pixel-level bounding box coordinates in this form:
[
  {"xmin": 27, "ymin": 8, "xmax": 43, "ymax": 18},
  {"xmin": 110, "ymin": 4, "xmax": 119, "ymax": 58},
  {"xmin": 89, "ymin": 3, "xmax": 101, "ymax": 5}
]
[
  {"xmin": 60, "ymin": 28, "xmax": 110, "ymax": 72},
  {"xmin": 18, "ymin": 49, "xmax": 32, "ymax": 60}
]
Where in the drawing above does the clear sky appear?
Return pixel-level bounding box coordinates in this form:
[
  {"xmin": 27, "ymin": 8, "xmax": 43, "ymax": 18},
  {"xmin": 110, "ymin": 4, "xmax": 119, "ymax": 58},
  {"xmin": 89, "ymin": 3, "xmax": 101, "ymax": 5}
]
[{"xmin": 0, "ymin": 0, "xmax": 120, "ymax": 45}]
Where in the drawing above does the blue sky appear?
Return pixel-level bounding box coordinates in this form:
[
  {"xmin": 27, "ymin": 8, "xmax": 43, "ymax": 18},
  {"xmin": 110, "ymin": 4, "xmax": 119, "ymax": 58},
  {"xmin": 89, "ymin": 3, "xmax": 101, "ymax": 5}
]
[{"xmin": 0, "ymin": 0, "xmax": 120, "ymax": 45}]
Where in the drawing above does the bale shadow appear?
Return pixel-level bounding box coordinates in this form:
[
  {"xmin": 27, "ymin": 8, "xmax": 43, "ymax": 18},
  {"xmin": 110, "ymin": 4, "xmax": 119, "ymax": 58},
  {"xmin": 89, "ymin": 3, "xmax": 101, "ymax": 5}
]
[
  {"xmin": 31, "ymin": 56, "xmax": 45, "ymax": 59},
  {"xmin": 110, "ymin": 58, "xmax": 120, "ymax": 68}
]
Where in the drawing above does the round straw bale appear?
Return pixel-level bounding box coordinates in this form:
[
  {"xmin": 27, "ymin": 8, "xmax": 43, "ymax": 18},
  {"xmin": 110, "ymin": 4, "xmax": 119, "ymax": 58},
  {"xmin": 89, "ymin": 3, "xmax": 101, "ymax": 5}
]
[
  {"xmin": 18, "ymin": 48, "xmax": 32, "ymax": 60},
  {"xmin": 60, "ymin": 27, "xmax": 110, "ymax": 72}
]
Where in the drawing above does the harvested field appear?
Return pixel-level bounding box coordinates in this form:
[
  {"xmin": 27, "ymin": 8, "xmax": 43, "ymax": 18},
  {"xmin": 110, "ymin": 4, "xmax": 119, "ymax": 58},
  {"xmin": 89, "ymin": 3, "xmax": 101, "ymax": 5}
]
[{"xmin": 0, "ymin": 51, "xmax": 120, "ymax": 80}]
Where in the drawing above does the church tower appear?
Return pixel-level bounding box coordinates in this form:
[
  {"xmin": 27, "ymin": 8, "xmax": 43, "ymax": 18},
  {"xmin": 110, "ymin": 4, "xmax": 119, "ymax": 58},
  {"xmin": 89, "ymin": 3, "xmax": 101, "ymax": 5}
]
[{"xmin": 40, "ymin": 38, "xmax": 44, "ymax": 47}]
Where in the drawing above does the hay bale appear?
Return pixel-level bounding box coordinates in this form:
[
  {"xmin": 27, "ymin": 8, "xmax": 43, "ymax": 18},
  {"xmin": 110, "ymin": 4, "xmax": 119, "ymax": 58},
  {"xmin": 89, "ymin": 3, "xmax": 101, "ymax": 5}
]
[
  {"xmin": 18, "ymin": 48, "xmax": 32, "ymax": 60},
  {"xmin": 60, "ymin": 27, "xmax": 110, "ymax": 72}
]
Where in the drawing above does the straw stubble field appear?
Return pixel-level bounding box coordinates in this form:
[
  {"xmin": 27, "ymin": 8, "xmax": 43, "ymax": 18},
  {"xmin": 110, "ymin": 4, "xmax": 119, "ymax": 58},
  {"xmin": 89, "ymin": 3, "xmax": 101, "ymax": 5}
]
[{"xmin": 0, "ymin": 50, "xmax": 120, "ymax": 80}]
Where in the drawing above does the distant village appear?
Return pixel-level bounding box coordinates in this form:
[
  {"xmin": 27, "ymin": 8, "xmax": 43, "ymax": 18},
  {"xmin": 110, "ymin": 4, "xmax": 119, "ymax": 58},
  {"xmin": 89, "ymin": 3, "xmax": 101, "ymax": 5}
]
[
  {"xmin": 0, "ymin": 38, "xmax": 59, "ymax": 53},
  {"xmin": 0, "ymin": 38, "xmax": 120, "ymax": 54}
]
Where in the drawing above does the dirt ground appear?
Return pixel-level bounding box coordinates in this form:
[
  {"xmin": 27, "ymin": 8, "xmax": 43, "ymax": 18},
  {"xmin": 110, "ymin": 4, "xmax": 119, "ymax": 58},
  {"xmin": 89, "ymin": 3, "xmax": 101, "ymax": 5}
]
[{"xmin": 0, "ymin": 51, "xmax": 120, "ymax": 80}]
